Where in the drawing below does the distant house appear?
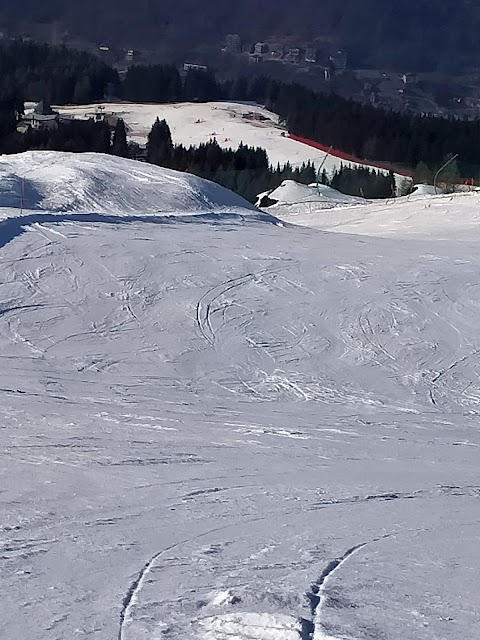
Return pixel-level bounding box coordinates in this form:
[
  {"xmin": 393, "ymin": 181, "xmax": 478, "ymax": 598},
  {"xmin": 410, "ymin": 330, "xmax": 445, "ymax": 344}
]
[
  {"xmin": 254, "ymin": 42, "xmax": 269, "ymax": 56},
  {"xmin": 329, "ymin": 50, "xmax": 348, "ymax": 73},
  {"xmin": 90, "ymin": 106, "xmax": 132, "ymax": 133},
  {"xmin": 242, "ymin": 111, "xmax": 269, "ymax": 122},
  {"xmin": 20, "ymin": 101, "xmax": 60, "ymax": 131},
  {"xmin": 305, "ymin": 46, "xmax": 318, "ymax": 64},
  {"xmin": 224, "ymin": 34, "xmax": 241, "ymax": 54},
  {"xmin": 183, "ymin": 63, "xmax": 208, "ymax": 72},
  {"xmin": 17, "ymin": 101, "xmax": 128, "ymax": 136},
  {"xmin": 286, "ymin": 47, "xmax": 303, "ymax": 64}
]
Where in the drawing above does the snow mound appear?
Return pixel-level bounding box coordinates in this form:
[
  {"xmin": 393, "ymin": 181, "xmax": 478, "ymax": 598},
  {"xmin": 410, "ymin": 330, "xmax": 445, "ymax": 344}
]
[
  {"xmin": 410, "ymin": 183, "xmax": 440, "ymax": 197},
  {"xmin": 259, "ymin": 180, "xmax": 363, "ymax": 209},
  {"xmin": 0, "ymin": 151, "xmax": 270, "ymax": 221},
  {"xmin": 196, "ymin": 612, "xmax": 301, "ymax": 640},
  {"xmin": 206, "ymin": 590, "xmax": 241, "ymax": 608}
]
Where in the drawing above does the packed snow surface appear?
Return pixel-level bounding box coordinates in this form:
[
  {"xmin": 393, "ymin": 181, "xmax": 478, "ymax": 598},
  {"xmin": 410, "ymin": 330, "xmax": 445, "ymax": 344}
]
[
  {"xmin": 274, "ymin": 189, "xmax": 480, "ymax": 239},
  {"xmin": 0, "ymin": 152, "xmax": 479, "ymax": 640}
]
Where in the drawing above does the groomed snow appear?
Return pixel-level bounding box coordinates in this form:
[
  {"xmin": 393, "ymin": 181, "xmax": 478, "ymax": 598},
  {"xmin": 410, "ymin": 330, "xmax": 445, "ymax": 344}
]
[
  {"xmin": 0, "ymin": 152, "xmax": 479, "ymax": 640},
  {"xmin": 273, "ymin": 189, "xmax": 480, "ymax": 239}
]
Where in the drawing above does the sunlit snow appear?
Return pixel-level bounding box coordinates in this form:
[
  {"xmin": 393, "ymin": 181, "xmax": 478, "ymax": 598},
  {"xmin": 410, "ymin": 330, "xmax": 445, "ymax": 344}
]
[{"xmin": 47, "ymin": 101, "xmax": 397, "ymax": 177}]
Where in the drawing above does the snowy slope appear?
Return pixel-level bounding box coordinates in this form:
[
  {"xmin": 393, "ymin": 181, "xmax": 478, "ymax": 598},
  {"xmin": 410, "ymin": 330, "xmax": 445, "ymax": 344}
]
[
  {"xmin": 0, "ymin": 152, "xmax": 479, "ymax": 640},
  {"xmin": 49, "ymin": 101, "xmax": 394, "ymax": 176},
  {"xmin": 274, "ymin": 189, "xmax": 480, "ymax": 239}
]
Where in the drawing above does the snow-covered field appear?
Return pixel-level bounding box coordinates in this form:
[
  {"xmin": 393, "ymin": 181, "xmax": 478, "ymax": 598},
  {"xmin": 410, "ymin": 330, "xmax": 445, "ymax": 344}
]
[
  {"xmin": 49, "ymin": 101, "xmax": 392, "ymax": 176},
  {"xmin": 272, "ymin": 188, "xmax": 480, "ymax": 239},
  {"xmin": 0, "ymin": 152, "xmax": 479, "ymax": 640}
]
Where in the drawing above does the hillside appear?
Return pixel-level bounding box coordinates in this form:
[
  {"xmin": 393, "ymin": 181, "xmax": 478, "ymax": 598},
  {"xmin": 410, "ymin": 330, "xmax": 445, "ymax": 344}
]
[
  {"xmin": 53, "ymin": 101, "xmax": 404, "ymax": 180},
  {"xmin": 0, "ymin": 150, "xmax": 268, "ymax": 219},
  {"xmin": 0, "ymin": 152, "xmax": 479, "ymax": 640},
  {"xmin": 3, "ymin": 1, "xmax": 480, "ymax": 71}
]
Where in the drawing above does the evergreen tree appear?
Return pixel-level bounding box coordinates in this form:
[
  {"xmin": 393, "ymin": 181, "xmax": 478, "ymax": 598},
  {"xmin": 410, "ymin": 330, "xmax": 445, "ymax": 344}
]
[
  {"xmin": 0, "ymin": 41, "xmax": 118, "ymax": 105},
  {"xmin": 439, "ymin": 153, "xmax": 461, "ymax": 190},
  {"xmin": 414, "ymin": 161, "xmax": 434, "ymax": 184},
  {"xmin": 91, "ymin": 121, "xmax": 112, "ymax": 154},
  {"xmin": 146, "ymin": 118, "xmax": 174, "ymax": 167},
  {"xmin": 73, "ymin": 76, "xmax": 93, "ymax": 104},
  {"xmin": 111, "ymin": 119, "xmax": 129, "ymax": 157}
]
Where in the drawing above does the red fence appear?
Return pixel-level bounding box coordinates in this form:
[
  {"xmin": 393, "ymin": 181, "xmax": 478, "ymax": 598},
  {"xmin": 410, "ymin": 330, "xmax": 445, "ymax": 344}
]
[{"xmin": 288, "ymin": 134, "xmax": 414, "ymax": 178}]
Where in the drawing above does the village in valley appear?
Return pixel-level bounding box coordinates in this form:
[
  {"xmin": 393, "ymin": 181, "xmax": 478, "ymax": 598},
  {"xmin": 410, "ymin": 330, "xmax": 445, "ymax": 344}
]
[{"xmin": 2, "ymin": 20, "xmax": 480, "ymax": 119}]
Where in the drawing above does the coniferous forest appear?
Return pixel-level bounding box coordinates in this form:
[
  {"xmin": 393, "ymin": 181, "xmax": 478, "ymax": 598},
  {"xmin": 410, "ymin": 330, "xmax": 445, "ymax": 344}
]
[
  {"xmin": 121, "ymin": 65, "xmax": 480, "ymax": 180},
  {"xmin": 0, "ymin": 41, "xmax": 119, "ymax": 105}
]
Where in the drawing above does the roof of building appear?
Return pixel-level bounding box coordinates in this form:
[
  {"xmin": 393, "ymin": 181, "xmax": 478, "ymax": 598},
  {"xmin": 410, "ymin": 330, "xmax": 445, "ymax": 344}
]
[
  {"xmin": 34, "ymin": 100, "xmax": 57, "ymax": 116},
  {"xmin": 23, "ymin": 113, "xmax": 58, "ymax": 122}
]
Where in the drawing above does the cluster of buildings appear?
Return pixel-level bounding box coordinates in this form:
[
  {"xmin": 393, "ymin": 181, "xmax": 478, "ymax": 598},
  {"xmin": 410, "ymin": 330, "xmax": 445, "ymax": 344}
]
[
  {"xmin": 16, "ymin": 102, "xmax": 128, "ymax": 135},
  {"xmin": 222, "ymin": 34, "xmax": 348, "ymax": 77}
]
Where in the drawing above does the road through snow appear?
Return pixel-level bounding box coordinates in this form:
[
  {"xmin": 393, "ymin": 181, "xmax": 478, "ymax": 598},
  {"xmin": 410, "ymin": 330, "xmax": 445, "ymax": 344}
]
[{"xmin": 0, "ymin": 153, "xmax": 479, "ymax": 640}]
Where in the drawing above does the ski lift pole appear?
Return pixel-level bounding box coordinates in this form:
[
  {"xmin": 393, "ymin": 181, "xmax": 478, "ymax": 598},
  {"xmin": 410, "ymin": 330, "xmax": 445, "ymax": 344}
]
[
  {"xmin": 434, "ymin": 153, "xmax": 459, "ymax": 194},
  {"xmin": 316, "ymin": 145, "xmax": 333, "ymax": 194}
]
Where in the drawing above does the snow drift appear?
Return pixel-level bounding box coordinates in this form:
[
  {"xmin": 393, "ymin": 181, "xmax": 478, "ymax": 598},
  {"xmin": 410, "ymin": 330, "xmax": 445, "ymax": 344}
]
[
  {"xmin": 0, "ymin": 151, "xmax": 272, "ymax": 221},
  {"xmin": 257, "ymin": 179, "xmax": 364, "ymax": 210}
]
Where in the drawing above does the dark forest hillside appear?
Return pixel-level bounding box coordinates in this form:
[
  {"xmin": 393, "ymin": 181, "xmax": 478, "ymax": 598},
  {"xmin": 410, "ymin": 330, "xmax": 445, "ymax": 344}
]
[{"xmin": 2, "ymin": 1, "xmax": 480, "ymax": 71}]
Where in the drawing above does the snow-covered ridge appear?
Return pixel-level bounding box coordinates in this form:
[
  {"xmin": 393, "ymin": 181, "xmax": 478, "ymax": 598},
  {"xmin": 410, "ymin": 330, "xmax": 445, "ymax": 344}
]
[{"xmin": 0, "ymin": 151, "xmax": 273, "ymax": 222}]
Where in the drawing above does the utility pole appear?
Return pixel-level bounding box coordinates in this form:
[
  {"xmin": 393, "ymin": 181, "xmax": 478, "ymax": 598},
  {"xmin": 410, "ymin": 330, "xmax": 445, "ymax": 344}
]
[
  {"xmin": 20, "ymin": 177, "xmax": 25, "ymax": 215},
  {"xmin": 434, "ymin": 154, "xmax": 459, "ymax": 194}
]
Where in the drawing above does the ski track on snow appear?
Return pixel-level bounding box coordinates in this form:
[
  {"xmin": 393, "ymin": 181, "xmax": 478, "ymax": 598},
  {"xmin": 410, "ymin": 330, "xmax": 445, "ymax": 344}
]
[
  {"xmin": 196, "ymin": 273, "xmax": 256, "ymax": 347},
  {"xmin": 118, "ymin": 515, "xmax": 270, "ymax": 640},
  {"xmin": 304, "ymin": 536, "xmax": 392, "ymax": 640},
  {"xmin": 2, "ymin": 153, "xmax": 480, "ymax": 640}
]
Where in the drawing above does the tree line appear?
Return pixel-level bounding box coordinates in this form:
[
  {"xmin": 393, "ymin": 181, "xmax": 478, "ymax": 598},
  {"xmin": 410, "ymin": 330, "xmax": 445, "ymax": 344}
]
[
  {"xmin": 144, "ymin": 117, "xmax": 396, "ymax": 201},
  {"xmin": 2, "ymin": 40, "xmax": 480, "ymax": 180},
  {"xmin": 0, "ymin": 105, "xmax": 394, "ymax": 202},
  {"xmin": 123, "ymin": 66, "xmax": 480, "ymax": 180},
  {"xmin": 0, "ymin": 40, "xmax": 119, "ymax": 105}
]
